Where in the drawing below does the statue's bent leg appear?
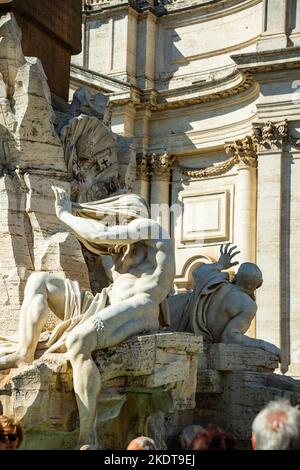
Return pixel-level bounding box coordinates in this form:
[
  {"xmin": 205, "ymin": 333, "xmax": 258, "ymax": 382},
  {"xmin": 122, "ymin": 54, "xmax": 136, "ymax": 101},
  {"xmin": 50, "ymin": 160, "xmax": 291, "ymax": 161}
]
[
  {"xmin": 66, "ymin": 293, "xmax": 159, "ymax": 449},
  {"xmin": 65, "ymin": 323, "xmax": 99, "ymax": 449},
  {"xmin": 0, "ymin": 272, "xmax": 66, "ymax": 369}
]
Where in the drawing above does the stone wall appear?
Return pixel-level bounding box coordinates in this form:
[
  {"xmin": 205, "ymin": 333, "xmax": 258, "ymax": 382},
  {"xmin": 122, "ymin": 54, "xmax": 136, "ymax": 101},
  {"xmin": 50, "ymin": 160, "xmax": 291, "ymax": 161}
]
[{"xmin": 0, "ymin": 13, "xmax": 90, "ymax": 335}]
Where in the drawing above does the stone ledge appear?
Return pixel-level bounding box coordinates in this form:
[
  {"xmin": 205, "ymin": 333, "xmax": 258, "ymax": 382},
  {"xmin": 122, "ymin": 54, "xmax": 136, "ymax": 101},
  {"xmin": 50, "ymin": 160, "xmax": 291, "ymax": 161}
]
[{"xmin": 206, "ymin": 343, "xmax": 279, "ymax": 371}]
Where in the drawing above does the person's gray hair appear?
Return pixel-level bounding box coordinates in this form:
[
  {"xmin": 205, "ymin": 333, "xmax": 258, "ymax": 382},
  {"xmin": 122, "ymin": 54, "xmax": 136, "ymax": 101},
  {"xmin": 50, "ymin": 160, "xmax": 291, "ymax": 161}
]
[
  {"xmin": 127, "ymin": 436, "xmax": 157, "ymax": 450},
  {"xmin": 252, "ymin": 399, "xmax": 300, "ymax": 450}
]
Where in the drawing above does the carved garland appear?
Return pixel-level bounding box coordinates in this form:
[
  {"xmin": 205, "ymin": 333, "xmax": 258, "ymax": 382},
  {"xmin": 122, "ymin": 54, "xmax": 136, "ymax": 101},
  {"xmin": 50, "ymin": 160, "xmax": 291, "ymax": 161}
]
[
  {"xmin": 179, "ymin": 134, "xmax": 257, "ymax": 179},
  {"xmin": 178, "ymin": 121, "xmax": 300, "ymax": 179},
  {"xmin": 179, "ymin": 156, "xmax": 238, "ymax": 178}
]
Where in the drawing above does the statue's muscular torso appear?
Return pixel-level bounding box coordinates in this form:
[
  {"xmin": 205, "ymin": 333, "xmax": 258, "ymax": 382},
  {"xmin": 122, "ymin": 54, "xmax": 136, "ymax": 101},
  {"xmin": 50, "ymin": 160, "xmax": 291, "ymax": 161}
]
[
  {"xmin": 108, "ymin": 238, "xmax": 175, "ymax": 306},
  {"xmin": 205, "ymin": 283, "xmax": 257, "ymax": 342}
]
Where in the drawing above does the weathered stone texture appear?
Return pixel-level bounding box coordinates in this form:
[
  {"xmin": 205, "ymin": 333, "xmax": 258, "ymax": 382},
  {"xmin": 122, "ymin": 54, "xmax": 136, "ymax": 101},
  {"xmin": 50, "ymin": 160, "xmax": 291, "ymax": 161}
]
[
  {"xmin": 0, "ymin": 13, "xmax": 90, "ymax": 335},
  {"xmin": 195, "ymin": 343, "xmax": 300, "ymax": 448},
  {"xmin": 0, "ymin": 332, "xmax": 202, "ymax": 449}
]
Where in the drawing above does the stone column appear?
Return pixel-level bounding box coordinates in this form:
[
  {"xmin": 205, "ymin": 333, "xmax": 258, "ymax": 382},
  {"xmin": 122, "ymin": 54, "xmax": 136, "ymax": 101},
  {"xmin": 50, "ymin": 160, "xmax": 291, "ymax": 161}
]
[
  {"xmin": 235, "ymin": 164, "xmax": 257, "ymax": 264},
  {"xmin": 226, "ymin": 136, "xmax": 257, "ymax": 266},
  {"xmin": 133, "ymin": 106, "xmax": 152, "ymax": 202},
  {"xmin": 289, "ymin": 142, "xmax": 300, "ymax": 377},
  {"xmin": 254, "ymin": 121, "xmax": 290, "ymax": 372},
  {"xmin": 289, "ymin": 0, "xmax": 300, "ymax": 46},
  {"xmin": 133, "ymin": 154, "xmax": 150, "ymax": 203},
  {"xmin": 136, "ymin": 11, "xmax": 157, "ymax": 89},
  {"xmin": 257, "ymin": 0, "xmax": 288, "ymax": 51},
  {"xmin": 149, "ymin": 152, "xmax": 174, "ymax": 234},
  {"xmin": 225, "ymin": 136, "xmax": 258, "ymax": 338}
]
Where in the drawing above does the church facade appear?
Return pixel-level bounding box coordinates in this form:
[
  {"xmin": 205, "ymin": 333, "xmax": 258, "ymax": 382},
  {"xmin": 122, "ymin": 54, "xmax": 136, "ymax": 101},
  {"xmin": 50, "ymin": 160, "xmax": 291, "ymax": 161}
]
[{"xmin": 71, "ymin": 0, "xmax": 300, "ymax": 378}]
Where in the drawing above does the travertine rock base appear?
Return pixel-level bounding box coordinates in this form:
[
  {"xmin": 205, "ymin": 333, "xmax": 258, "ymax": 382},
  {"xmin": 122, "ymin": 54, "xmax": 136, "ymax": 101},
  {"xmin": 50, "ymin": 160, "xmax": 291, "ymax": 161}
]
[
  {"xmin": 195, "ymin": 343, "xmax": 300, "ymax": 448},
  {"xmin": 3, "ymin": 337, "xmax": 297, "ymax": 450},
  {"xmin": 0, "ymin": 332, "xmax": 201, "ymax": 450}
]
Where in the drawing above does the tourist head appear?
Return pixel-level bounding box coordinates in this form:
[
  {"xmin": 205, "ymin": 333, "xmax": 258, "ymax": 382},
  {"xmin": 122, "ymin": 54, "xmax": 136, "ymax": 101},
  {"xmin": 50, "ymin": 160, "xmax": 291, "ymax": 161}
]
[
  {"xmin": 190, "ymin": 425, "xmax": 235, "ymax": 450},
  {"xmin": 252, "ymin": 399, "xmax": 300, "ymax": 450},
  {"xmin": 236, "ymin": 262, "xmax": 263, "ymax": 293},
  {"xmin": 179, "ymin": 424, "xmax": 205, "ymax": 449},
  {"xmin": 127, "ymin": 436, "xmax": 156, "ymax": 450},
  {"xmin": 0, "ymin": 415, "xmax": 23, "ymax": 450}
]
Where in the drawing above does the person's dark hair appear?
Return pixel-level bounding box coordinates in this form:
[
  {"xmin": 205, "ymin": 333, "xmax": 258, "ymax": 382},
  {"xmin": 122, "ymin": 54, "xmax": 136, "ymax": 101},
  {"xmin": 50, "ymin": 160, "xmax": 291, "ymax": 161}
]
[
  {"xmin": 0, "ymin": 415, "xmax": 23, "ymax": 448},
  {"xmin": 190, "ymin": 425, "xmax": 235, "ymax": 450}
]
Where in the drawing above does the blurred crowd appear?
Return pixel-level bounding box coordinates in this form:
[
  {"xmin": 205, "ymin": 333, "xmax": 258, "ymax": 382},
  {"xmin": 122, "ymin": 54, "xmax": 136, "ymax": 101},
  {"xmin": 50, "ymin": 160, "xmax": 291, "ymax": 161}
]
[{"xmin": 2, "ymin": 398, "xmax": 300, "ymax": 450}]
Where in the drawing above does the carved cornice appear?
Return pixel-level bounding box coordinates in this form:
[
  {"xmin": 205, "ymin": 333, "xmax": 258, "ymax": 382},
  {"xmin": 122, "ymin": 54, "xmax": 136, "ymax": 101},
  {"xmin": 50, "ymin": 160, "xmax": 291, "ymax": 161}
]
[
  {"xmin": 150, "ymin": 152, "xmax": 175, "ymax": 179},
  {"xmin": 109, "ymin": 72, "xmax": 255, "ymax": 111},
  {"xmin": 252, "ymin": 120, "xmax": 300, "ymax": 152},
  {"xmin": 232, "ymin": 47, "xmax": 300, "ymax": 75},
  {"xmin": 146, "ymin": 72, "xmax": 254, "ymax": 112}
]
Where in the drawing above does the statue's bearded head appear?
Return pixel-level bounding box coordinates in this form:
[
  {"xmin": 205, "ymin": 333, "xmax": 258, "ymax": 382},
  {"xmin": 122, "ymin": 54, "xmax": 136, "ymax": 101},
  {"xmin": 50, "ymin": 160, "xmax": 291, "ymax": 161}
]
[{"xmin": 235, "ymin": 262, "xmax": 263, "ymax": 293}]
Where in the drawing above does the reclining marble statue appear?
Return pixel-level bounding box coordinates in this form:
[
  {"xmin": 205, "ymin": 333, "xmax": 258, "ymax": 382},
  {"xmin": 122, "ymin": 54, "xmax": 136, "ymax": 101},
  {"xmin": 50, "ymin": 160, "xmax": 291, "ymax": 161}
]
[
  {"xmin": 170, "ymin": 243, "xmax": 281, "ymax": 359},
  {"xmin": 0, "ymin": 187, "xmax": 175, "ymax": 449}
]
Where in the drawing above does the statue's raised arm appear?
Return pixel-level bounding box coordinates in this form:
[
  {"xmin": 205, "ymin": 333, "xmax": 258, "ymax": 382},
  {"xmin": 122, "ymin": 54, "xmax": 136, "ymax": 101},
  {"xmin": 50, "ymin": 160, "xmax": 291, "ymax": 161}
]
[{"xmin": 52, "ymin": 185, "xmax": 163, "ymax": 246}]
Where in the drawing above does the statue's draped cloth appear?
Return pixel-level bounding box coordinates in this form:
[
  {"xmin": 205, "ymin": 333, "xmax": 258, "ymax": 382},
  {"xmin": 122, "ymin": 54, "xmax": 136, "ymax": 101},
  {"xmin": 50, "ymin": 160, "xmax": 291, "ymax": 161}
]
[
  {"xmin": 46, "ymin": 279, "xmax": 111, "ymax": 353},
  {"xmin": 179, "ymin": 265, "xmax": 230, "ymax": 341},
  {"xmin": 0, "ymin": 193, "xmax": 170, "ymax": 355}
]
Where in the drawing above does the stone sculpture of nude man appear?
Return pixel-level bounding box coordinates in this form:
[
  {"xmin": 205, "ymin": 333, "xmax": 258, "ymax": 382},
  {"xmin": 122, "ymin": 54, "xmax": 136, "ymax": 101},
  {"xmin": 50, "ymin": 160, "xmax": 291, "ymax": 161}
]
[
  {"xmin": 172, "ymin": 243, "xmax": 281, "ymax": 359},
  {"xmin": 0, "ymin": 187, "xmax": 175, "ymax": 449}
]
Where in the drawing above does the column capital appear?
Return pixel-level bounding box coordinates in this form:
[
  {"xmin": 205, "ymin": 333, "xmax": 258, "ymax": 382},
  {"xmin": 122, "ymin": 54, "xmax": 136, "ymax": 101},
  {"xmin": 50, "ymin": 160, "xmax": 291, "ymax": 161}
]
[
  {"xmin": 136, "ymin": 154, "xmax": 150, "ymax": 181},
  {"xmin": 252, "ymin": 120, "xmax": 300, "ymax": 152},
  {"xmin": 225, "ymin": 135, "xmax": 258, "ymax": 169},
  {"xmin": 149, "ymin": 151, "xmax": 175, "ymax": 179}
]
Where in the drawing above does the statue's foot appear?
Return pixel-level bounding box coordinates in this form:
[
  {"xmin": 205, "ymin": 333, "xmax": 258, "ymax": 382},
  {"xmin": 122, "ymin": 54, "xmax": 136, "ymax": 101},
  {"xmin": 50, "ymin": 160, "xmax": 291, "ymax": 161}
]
[{"xmin": 0, "ymin": 352, "xmax": 29, "ymax": 370}]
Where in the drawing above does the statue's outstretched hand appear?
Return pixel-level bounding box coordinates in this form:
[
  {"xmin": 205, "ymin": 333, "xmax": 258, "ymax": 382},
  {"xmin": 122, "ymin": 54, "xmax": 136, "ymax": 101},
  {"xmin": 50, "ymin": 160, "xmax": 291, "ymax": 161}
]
[
  {"xmin": 217, "ymin": 243, "xmax": 240, "ymax": 270},
  {"xmin": 52, "ymin": 186, "xmax": 72, "ymax": 221}
]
